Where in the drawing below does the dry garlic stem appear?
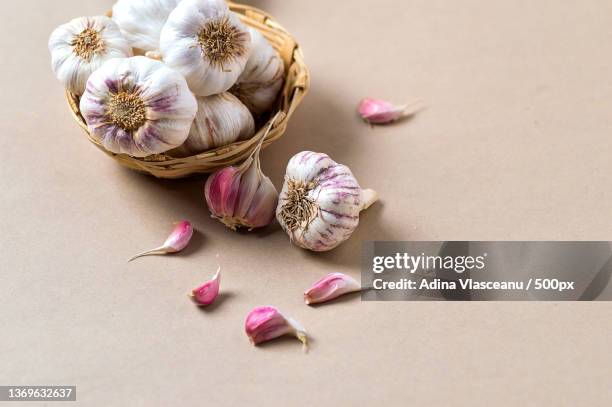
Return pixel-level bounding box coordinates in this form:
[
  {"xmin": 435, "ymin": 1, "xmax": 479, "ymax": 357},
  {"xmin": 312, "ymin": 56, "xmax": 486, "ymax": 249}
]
[
  {"xmin": 160, "ymin": 0, "xmax": 251, "ymax": 96},
  {"xmin": 169, "ymin": 93, "xmax": 254, "ymax": 157},
  {"xmin": 276, "ymin": 152, "xmax": 378, "ymax": 251},
  {"xmin": 230, "ymin": 27, "xmax": 284, "ymax": 116},
  {"xmin": 49, "ymin": 16, "xmax": 132, "ymax": 95},
  {"xmin": 79, "ymin": 56, "xmax": 197, "ymax": 157},
  {"xmin": 112, "ymin": 0, "xmax": 182, "ymax": 53}
]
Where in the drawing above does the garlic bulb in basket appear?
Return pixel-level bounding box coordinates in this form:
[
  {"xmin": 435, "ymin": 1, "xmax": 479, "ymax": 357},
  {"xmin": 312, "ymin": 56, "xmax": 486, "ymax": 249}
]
[
  {"xmin": 169, "ymin": 93, "xmax": 255, "ymax": 157},
  {"xmin": 160, "ymin": 0, "xmax": 252, "ymax": 96},
  {"xmin": 48, "ymin": 16, "xmax": 132, "ymax": 95},
  {"xmin": 230, "ymin": 27, "xmax": 284, "ymax": 116},
  {"xmin": 276, "ymin": 152, "xmax": 378, "ymax": 251},
  {"xmin": 112, "ymin": 0, "xmax": 182, "ymax": 53},
  {"xmin": 79, "ymin": 56, "xmax": 197, "ymax": 157}
]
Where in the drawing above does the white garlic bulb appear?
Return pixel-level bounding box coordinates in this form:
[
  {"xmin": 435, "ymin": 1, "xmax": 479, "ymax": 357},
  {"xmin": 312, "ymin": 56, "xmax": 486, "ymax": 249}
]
[
  {"xmin": 159, "ymin": 0, "xmax": 252, "ymax": 96},
  {"xmin": 170, "ymin": 92, "xmax": 255, "ymax": 157},
  {"xmin": 231, "ymin": 27, "xmax": 284, "ymax": 116},
  {"xmin": 48, "ymin": 16, "xmax": 132, "ymax": 95},
  {"xmin": 112, "ymin": 0, "xmax": 182, "ymax": 53},
  {"xmin": 79, "ymin": 56, "xmax": 197, "ymax": 157},
  {"xmin": 276, "ymin": 151, "xmax": 378, "ymax": 252}
]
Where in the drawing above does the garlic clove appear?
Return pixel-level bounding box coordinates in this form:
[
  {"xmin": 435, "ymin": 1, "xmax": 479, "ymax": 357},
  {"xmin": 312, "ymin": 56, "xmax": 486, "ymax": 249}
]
[
  {"xmin": 245, "ymin": 306, "xmax": 308, "ymax": 351},
  {"xmin": 49, "ymin": 16, "xmax": 132, "ymax": 95},
  {"xmin": 276, "ymin": 151, "xmax": 378, "ymax": 252},
  {"xmin": 230, "ymin": 27, "xmax": 284, "ymax": 116},
  {"xmin": 358, "ymin": 98, "xmax": 423, "ymax": 124},
  {"xmin": 112, "ymin": 0, "xmax": 182, "ymax": 54},
  {"xmin": 169, "ymin": 93, "xmax": 255, "ymax": 157},
  {"xmin": 204, "ymin": 115, "xmax": 280, "ymax": 231},
  {"xmin": 128, "ymin": 220, "xmax": 193, "ymax": 262},
  {"xmin": 160, "ymin": 0, "xmax": 252, "ymax": 96},
  {"xmin": 191, "ymin": 266, "xmax": 221, "ymax": 306},
  {"xmin": 304, "ymin": 273, "xmax": 362, "ymax": 305},
  {"xmin": 79, "ymin": 56, "xmax": 197, "ymax": 157}
]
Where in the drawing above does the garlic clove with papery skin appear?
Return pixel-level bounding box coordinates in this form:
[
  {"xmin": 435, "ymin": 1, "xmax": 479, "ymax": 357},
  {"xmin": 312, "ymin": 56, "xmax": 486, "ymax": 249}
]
[
  {"xmin": 191, "ymin": 267, "xmax": 221, "ymax": 306},
  {"xmin": 204, "ymin": 116, "xmax": 280, "ymax": 231},
  {"xmin": 304, "ymin": 273, "xmax": 362, "ymax": 305},
  {"xmin": 245, "ymin": 306, "xmax": 308, "ymax": 351},
  {"xmin": 358, "ymin": 98, "xmax": 424, "ymax": 124},
  {"xmin": 48, "ymin": 16, "xmax": 132, "ymax": 95},
  {"xmin": 80, "ymin": 56, "xmax": 197, "ymax": 157},
  {"xmin": 230, "ymin": 27, "xmax": 284, "ymax": 116},
  {"xmin": 160, "ymin": 0, "xmax": 252, "ymax": 96},
  {"xmin": 169, "ymin": 93, "xmax": 255, "ymax": 157},
  {"xmin": 128, "ymin": 220, "xmax": 193, "ymax": 262},
  {"xmin": 276, "ymin": 152, "xmax": 378, "ymax": 252},
  {"xmin": 112, "ymin": 0, "xmax": 182, "ymax": 54}
]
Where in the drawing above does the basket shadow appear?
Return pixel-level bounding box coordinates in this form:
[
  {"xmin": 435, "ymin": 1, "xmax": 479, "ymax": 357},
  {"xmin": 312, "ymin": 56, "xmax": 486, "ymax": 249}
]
[
  {"xmin": 116, "ymin": 169, "xmax": 217, "ymax": 229},
  {"xmin": 260, "ymin": 82, "xmax": 361, "ymax": 188}
]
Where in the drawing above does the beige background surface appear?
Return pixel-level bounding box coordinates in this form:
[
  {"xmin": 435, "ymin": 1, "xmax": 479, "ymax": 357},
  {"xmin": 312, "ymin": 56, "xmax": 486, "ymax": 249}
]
[{"xmin": 1, "ymin": 0, "xmax": 611, "ymax": 405}]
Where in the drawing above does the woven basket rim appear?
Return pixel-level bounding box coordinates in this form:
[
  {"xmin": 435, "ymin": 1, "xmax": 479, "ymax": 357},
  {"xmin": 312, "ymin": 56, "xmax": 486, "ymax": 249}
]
[{"xmin": 66, "ymin": 2, "xmax": 309, "ymax": 178}]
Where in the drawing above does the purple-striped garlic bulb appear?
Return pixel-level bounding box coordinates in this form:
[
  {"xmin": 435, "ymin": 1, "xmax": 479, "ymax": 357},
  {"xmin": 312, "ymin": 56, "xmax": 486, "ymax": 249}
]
[
  {"xmin": 160, "ymin": 0, "xmax": 251, "ymax": 96},
  {"xmin": 80, "ymin": 56, "xmax": 197, "ymax": 157},
  {"xmin": 276, "ymin": 152, "xmax": 378, "ymax": 252}
]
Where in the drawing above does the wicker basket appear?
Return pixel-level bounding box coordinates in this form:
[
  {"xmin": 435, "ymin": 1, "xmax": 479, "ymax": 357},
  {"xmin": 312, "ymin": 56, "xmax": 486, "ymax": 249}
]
[{"xmin": 65, "ymin": 2, "xmax": 309, "ymax": 178}]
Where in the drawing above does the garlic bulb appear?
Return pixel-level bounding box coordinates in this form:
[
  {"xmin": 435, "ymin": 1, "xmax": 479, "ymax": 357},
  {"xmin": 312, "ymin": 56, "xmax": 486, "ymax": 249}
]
[
  {"xmin": 230, "ymin": 27, "xmax": 284, "ymax": 116},
  {"xmin": 169, "ymin": 93, "xmax": 254, "ymax": 157},
  {"xmin": 112, "ymin": 0, "xmax": 182, "ymax": 53},
  {"xmin": 159, "ymin": 0, "xmax": 252, "ymax": 96},
  {"xmin": 48, "ymin": 16, "xmax": 132, "ymax": 95},
  {"xmin": 276, "ymin": 152, "xmax": 378, "ymax": 252},
  {"xmin": 79, "ymin": 56, "xmax": 197, "ymax": 157}
]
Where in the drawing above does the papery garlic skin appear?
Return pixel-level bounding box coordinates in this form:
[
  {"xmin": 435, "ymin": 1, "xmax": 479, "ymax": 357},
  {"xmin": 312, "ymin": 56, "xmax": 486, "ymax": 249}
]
[
  {"xmin": 49, "ymin": 16, "xmax": 132, "ymax": 95},
  {"xmin": 304, "ymin": 273, "xmax": 362, "ymax": 305},
  {"xmin": 80, "ymin": 56, "xmax": 197, "ymax": 157},
  {"xmin": 204, "ymin": 153, "xmax": 278, "ymax": 230},
  {"xmin": 170, "ymin": 93, "xmax": 254, "ymax": 157},
  {"xmin": 276, "ymin": 152, "xmax": 378, "ymax": 252},
  {"xmin": 191, "ymin": 267, "xmax": 220, "ymax": 305},
  {"xmin": 160, "ymin": 0, "xmax": 251, "ymax": 96},
  {"xmin": 230, "ymin": 27, "xmax": 284, "ymax": 116},
  {"xmin": 112, "ymin": 0, "xmax": 182, "ymax": 53},
  {"xmin": 245, "ymin": 306, "xmax": 307, "ymax": 349},
  {"xmin": 129, "ymin": 220, "xmax": 194, "ymax": 261}
]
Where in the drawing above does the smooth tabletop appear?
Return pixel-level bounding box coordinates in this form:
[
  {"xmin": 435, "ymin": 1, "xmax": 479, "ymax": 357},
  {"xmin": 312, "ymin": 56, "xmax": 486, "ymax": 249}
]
[{"xmin": 1, "ymin": 0, "xmax": 611, "ymax": 405}]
